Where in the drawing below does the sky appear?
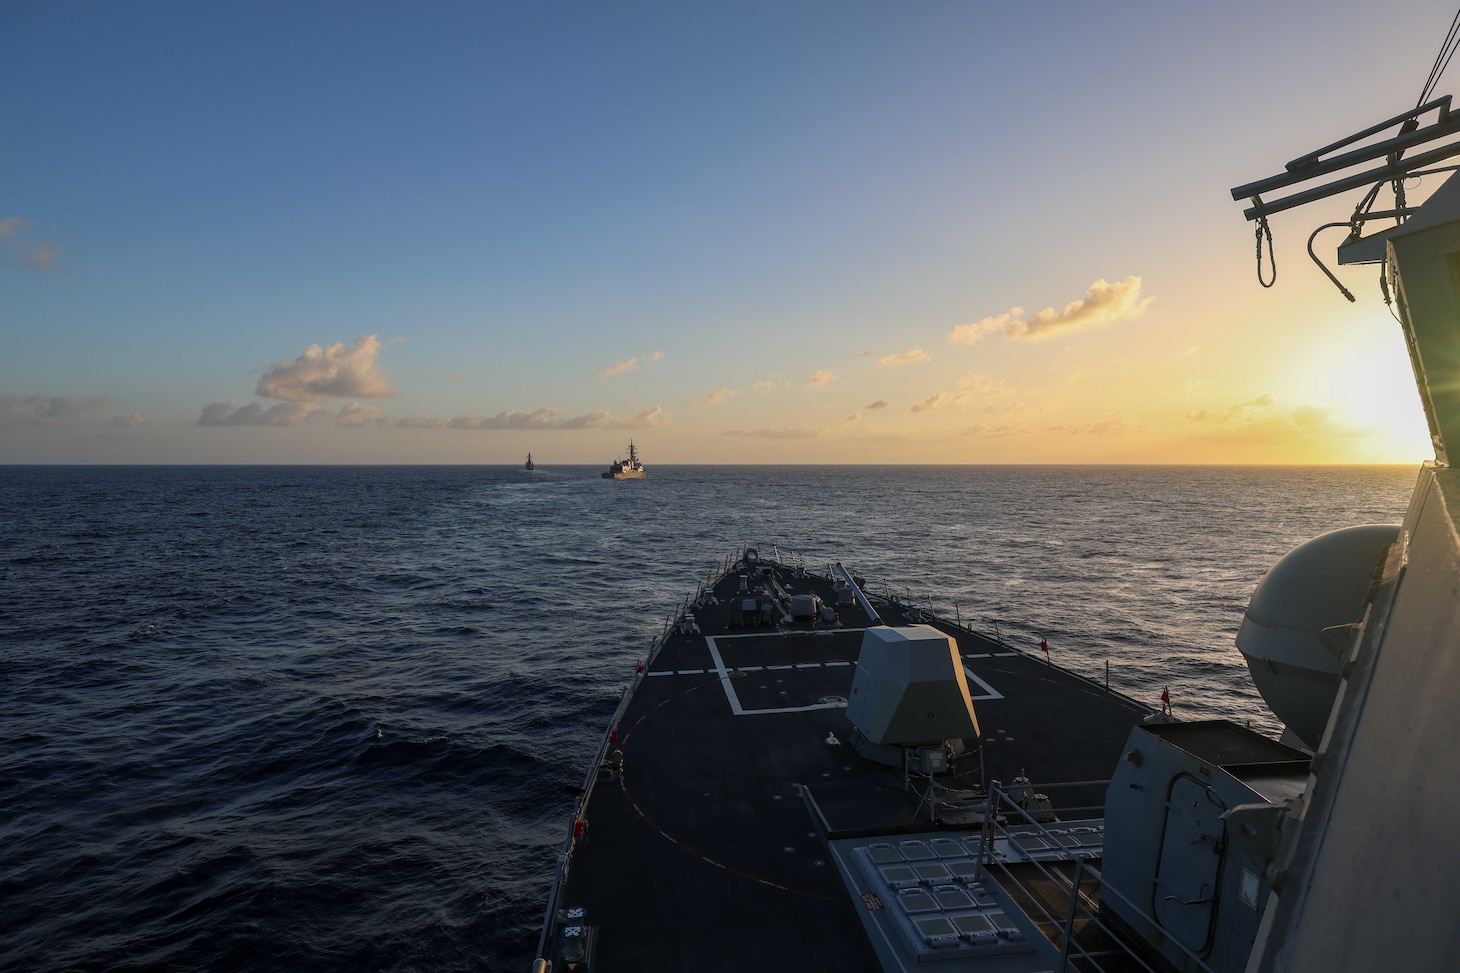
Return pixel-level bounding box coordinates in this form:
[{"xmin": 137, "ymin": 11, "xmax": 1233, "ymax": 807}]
[{"xmin": 1, "ymin": 0, "xmax": 1450, "ymax": 464}]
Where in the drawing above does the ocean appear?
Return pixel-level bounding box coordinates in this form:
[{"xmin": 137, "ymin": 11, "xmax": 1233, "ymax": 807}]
[{"xmin": 0, "ymin": 464, "xmax": 1417, "ymax": 971}]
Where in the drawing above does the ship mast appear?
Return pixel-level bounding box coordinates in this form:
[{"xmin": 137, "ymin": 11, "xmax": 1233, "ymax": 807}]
[{"xmin": 1230, "ymin": 95, "xmax": 1460, "ymax": 464}]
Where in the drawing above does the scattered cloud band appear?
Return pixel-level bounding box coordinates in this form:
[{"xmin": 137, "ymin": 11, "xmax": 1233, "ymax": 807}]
[
  {"xmin": 878, "ymin": 348, "xmax": 931, "ymax": 366},
  {"xmin": 692, "ymin": 388, "xmax": 738, "ymax": 406},
  {"xmin": 397, "ymin": 406, "xmax": 666, "ymax": 431},
  {"xmin": 198, "ymin": 401, "xmax": 328, "ymax": 426},
  {"xmin": 597, "ymin": 351, "xmax": 665, "ymax": 377},
  {"xmin": 0, "ymin": 216, "xmax": 65, "ymax": 272},
  {"xmin": 0, "ymin": 394, "xmax": 116, "ymax": 426},
  {"xmin": 949, "ymin": 276, "xmax": 1152, "ymax": 346}
]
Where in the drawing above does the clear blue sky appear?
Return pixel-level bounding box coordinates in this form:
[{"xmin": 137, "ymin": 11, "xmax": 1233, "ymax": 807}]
[{"xmin": 2, "ymin": 1, "xmax": 1447, "ymax": 462}]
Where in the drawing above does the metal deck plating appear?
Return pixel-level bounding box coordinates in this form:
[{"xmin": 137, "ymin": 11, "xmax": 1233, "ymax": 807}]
[{"xmin": 535, "ymin": 551, "xmax": 1154, "ymax": 971}]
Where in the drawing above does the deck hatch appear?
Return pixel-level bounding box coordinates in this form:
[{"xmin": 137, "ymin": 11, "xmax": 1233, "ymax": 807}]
[
  {"xmin": 867, "ymin": 844, "xmax": 903, "ymax": 864},
  {"xmin": 934, "ymin": 886, "xmax": 974, "ymax": 909},
  {"xmin": 951, "ymin": 913, "xmax": 996, "ymax": 937},
  {"xmin": 898, "ymin": 889, "xmax": 939, "ymax": 913},
  {"xmin": 912, "ymin": 915, "xmax": 961, "ymax": 946},
  {"xmin": 914, "ymin": 862, "xmax": 952, "ymax": 883},
  {"xmin": 878, "ymin": 865, "xmax": 919, "ymax": 888},
  {"xmin": 842, "ymin": 833, "xmax": 1041, "ymax": 963},
  {"xmin": 898, "ymin": 840, "xmax": 936, "ymax": 861},
  {"xmin": 930, "ymin": 837, "xmax": 966, "ymax": 858}
]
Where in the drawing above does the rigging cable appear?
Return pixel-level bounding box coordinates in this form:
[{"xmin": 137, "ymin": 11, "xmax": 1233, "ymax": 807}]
[
  {"xmin": 1307, "ymin": 222, "xmax": 1357, "ymax": 302},
  {"xmin": 1418, "ymin": 6, "xmax": 1460, "ymax": 106},
  {"xmin": 1348, "ymin": 181, "xmax": 1386, "ymax": 238},
  {"xmin": 1380, "ymin": 265, "xmax": 1403, "ymax": 325},
  {"xmin": 1255, "ymin": 212, "xmax": 1276, "ymax": 287}
]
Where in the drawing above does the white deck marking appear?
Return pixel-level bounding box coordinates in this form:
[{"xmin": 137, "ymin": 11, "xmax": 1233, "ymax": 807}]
[
  {"xmin": 963, "ymin": 667, "xmax": 1005, "ymax": 701},
  {"xmin": 706, "ymin": 636, "xmax": 851, "ymax": 716},
  {"xmin": 964, "ymin": 653, "xmax": 991, "ymax": 659},
  {"xmin": 703, "ymin": 627, "xmax": 869, "ymax": 641},
  {"xmin": 824, "ymin": 661, "xmax": 851, "ymax": 667},
  {"xmin": 677, "ymin": 669, "xmax": 705, "ymax": 675},
  {"xmin": 705, "ymin": 637, "xmax": 747, "ymax": 715},
  {"xmin": 993, "ymin": 652, "xmax": 1019, "ymax": 658}
]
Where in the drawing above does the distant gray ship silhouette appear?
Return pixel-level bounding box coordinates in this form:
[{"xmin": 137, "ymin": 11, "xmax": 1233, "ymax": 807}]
[{"xmin": 600, "ymin": 441, "xmax": 645, "ymax": 480}]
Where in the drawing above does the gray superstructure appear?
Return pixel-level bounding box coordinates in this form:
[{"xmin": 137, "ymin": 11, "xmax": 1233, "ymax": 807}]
[
  {"xmin": 1229, "ymin": 99, "xmax": 1460, "ymax": 972},
  {"xmin": 600, "ymin": 441, "xmax": 646, "ymax": 480}
]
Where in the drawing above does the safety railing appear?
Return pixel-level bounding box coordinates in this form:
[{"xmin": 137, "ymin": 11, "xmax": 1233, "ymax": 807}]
[
  {"xmin": 532, "ymin": 547, "xmax": 751, "ymax": 968},
  {"xmin": 976, "ymin": 782, "xmax": 1217, "ymax": 973}
]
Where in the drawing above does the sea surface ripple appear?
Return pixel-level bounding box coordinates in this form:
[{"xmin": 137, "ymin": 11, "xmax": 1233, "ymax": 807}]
[{"xmin": 0, "ymin": 464, "xmax": 1416, "ymax": 971}]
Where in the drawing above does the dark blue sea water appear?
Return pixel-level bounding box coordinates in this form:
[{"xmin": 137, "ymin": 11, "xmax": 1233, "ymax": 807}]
[{"xmin": 0, "ymin": 465, "xmax": 1417, "ymax": 971}]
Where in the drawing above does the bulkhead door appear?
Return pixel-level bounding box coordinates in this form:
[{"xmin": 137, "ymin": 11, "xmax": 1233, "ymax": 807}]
[{"xmin": 1153, "ymin": 775, "xmax": 1225, "ymax": 954}]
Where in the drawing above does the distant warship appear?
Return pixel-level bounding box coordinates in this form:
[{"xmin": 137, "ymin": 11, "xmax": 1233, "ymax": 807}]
[
  {"xmin": 600, "ymin": 441, "xmax": 645, "ymax": 480},
  {"xmin": 525, "ymin": 453, "xmax": 535, "ymax": 471}
]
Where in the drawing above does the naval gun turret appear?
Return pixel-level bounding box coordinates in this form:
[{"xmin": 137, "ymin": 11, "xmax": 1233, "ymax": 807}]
[{"xmin": 845, "ymin": 625, "xmax": 981, "ymax": 773}]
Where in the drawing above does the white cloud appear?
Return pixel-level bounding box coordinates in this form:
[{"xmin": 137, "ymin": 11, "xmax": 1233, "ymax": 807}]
[
  {"xmin": 598, "ymin": 357, "xmax": 639, "ymax": 376},
  {"xmin": 866, "ymin": 399, "xmax": 888, "ymax": 410},
  {"xmin": 1185, "ymin": 393, "xmax": 1275, "ymax": 425},
  {"xmin": 110, "ymin": 412, "xmax": 147, "ymax": 428},
  {"xmin": 21, "ymin": 241, "xmax": 64, "ymax": 272},
  {"xmin": 956, "ymin": 372, "xmax": 1007, "ymax": 396},
  {"xmin": 0, "ymin": 217, "xmax": 65, "ymax": 273},
  {"xmin": 963, "ymin": 422, "xmax": 1030, "ymax": 439},
  {"xmin": 948, "ymin": 309, "xmax": 1022, "ymax": 346},
  {"xmin": 0, "ymin": 394, "xmax": 116, "ymax": 426},
  {"xmin": 692, "ymin": 388, "xmax": 738, "ymax": 406},
  {"xmin": 1009, "ymin": 277, "xmax": 1151, "ymax": 340},
  {"xmin": 949, "ymin": 276, "xmax": 1152, "ymax": 346},
  {"xmin": 597, "ymin": 351, "xmax": 665, "ymax": 377},
  {"xmin": 843, "ymin": 412, "xmax": 862, "ymax": 424},
  {"xmin": 1184, "ymin": 399, "xmax": 1369, "ymax": 445},
  {"xmin": 560, "ymin": 406, "xmax": 667, "ymax": 429},
  {"xmin": 256, "ymin": 335, "xmax": 394, "ymax": 401},
  {"xmin": 397, "ymin": 406, "xmax": 667, "ymax": 431},
  {"xmin": 911, "ymin": 393, "xmax": 947, "ymax": 413},
  {"xmin": 1045, "ymin": 414, "xmax": 1134, "ymax": 436},
  {"xmin": 1181, "ymin": 393, "xmax": 1372, "ymax": 448},
  {"xmin": 332, "ymin": 402, "xmax": 389, "ymax": 428},
  {"xmin": 808, "ymin": 370, "xmax": 836, "ymax": 387},
  {"xmin": 198, "ymin": 401, "xmax": 328, "ymax": 426},
  {"xmin": 878, "ymin": 348, "xmax": 931, "ymax": 366},
  {"xmin": 723, "ymin": 426, "xmax": 822, "ymax": 439},
  {"xmin": 909, "ymin": 390, "xmax": 972, "ymax": 413}
]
